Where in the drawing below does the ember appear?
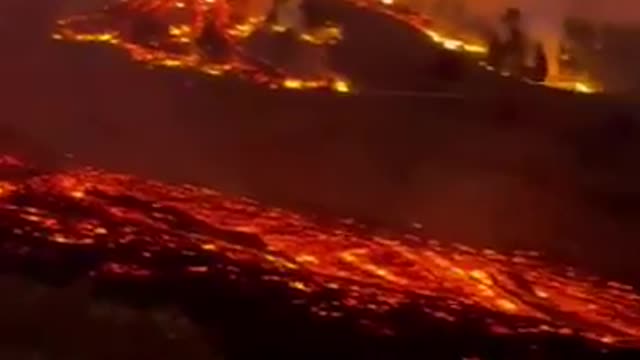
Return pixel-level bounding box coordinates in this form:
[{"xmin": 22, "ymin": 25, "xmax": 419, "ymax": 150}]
[
  {"xmin": 1, "ymin": 157, "xmax": 640, "ymax": 356},
  {"xmin": 53, "ymin": 0, "xmax": 351, "ymax": 93}
]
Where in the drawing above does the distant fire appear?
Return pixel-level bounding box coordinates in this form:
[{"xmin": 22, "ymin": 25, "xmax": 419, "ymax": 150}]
[
  {"xmin": 1, "ymin": 155, "xmax": 640, "ymax": 353},
  {"xmin": 364, "ymin": 0, "xmax": 599, "ymax": 94},
  {"xmin": 53, "ymin": 0, "xmax": 351, "ymax": 93}
]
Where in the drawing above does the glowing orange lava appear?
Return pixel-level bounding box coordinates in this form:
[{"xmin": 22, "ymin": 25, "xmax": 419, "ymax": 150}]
[
  {"xmin": 0, "ymin": 156, "xmax": 639, "ymax": 352},
  {"xmin": 53, "ymin": 0, "xmax": 351, "ymax": 93}
]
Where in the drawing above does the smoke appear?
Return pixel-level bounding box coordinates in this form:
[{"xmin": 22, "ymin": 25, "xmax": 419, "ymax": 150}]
[
  {"xmin": 273, "ymin": 0, "xmax": 306, "ymax": 32},
  {"xmin": 460, "ymin": 0, "xmax": 639, "ymax": 40},
  {"xmin": 408, "ymin": 0, "xmax": 640, "ymax": 80},
  {"xmin": 417, "ymin": 0, "xmax": 640, "ymax": 25},
  {"xmin": 415, "ymin": 0, "xmax": 640, "ymax": 44}
]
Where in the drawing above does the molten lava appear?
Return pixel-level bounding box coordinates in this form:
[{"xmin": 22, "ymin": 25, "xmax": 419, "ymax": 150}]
[
  {"xmin": 53, "ymin": 0, "xmax": 597, "ymax": 95},
  {"xmin": 53, "ymin": 0, "xmax": 350, "ymax": 93},
  {"xmin": 0, "ymin": 156, "xmax": 639, "ymax": 354}
]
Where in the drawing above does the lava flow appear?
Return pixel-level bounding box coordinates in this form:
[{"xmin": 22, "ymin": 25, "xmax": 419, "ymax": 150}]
[
  {"xmin": 53, "ymin": 0, "xmax": 351, "ymax": 93},
  {"xmin": 0, "ymin": 156, "xmax": 639, "ymax": 356}
]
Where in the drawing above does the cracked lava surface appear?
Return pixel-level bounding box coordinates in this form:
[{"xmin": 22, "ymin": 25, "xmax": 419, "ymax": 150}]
[{"xmin": 0, "ymin": 155, "xmax": 638, "ymax": 355}]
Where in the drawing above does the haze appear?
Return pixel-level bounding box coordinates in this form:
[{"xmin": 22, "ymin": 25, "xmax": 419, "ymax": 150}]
[{"xmin": 416, "ymin": 0, "xmax": 640, "ymax": 24}]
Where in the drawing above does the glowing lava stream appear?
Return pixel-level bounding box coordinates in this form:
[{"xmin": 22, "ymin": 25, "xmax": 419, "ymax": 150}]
[
  {"xmin": 52, "ymin": 0, "xmax": 351, "ymax": 93},
  {"xmin": 0, "ymin": 156, "xmax": 639, "ymax": 351}
]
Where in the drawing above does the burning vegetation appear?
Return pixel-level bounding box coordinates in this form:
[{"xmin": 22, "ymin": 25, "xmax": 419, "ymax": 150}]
[
  {"xmin": 53, "ymin": 0, "xmax": 351, "ymax": 93},
  {"xmin": 0, "ymin": 155, "xmax": 639, "ymax": 357}
]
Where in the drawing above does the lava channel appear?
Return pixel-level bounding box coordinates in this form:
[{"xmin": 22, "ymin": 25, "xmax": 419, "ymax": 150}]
[{"xmin": 0, "ymin": 155, "xmax": 639, "ymax": 357}]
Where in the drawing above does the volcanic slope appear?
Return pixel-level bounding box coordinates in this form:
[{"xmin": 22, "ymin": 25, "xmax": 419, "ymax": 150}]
[{"xmin": 52, "ymin": 0, "xmax": 595, "ymax": 95}]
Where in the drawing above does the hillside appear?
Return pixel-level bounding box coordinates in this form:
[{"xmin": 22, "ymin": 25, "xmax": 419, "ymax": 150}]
[{"xmin": 2, "ymin": 0, "xmax": 640, "ymax": 358}]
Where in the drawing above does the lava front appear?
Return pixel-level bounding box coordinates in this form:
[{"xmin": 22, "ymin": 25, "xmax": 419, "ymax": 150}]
[{"xmin": 0, "ymin": 156, "xmax": 639, "ymax": 355}]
